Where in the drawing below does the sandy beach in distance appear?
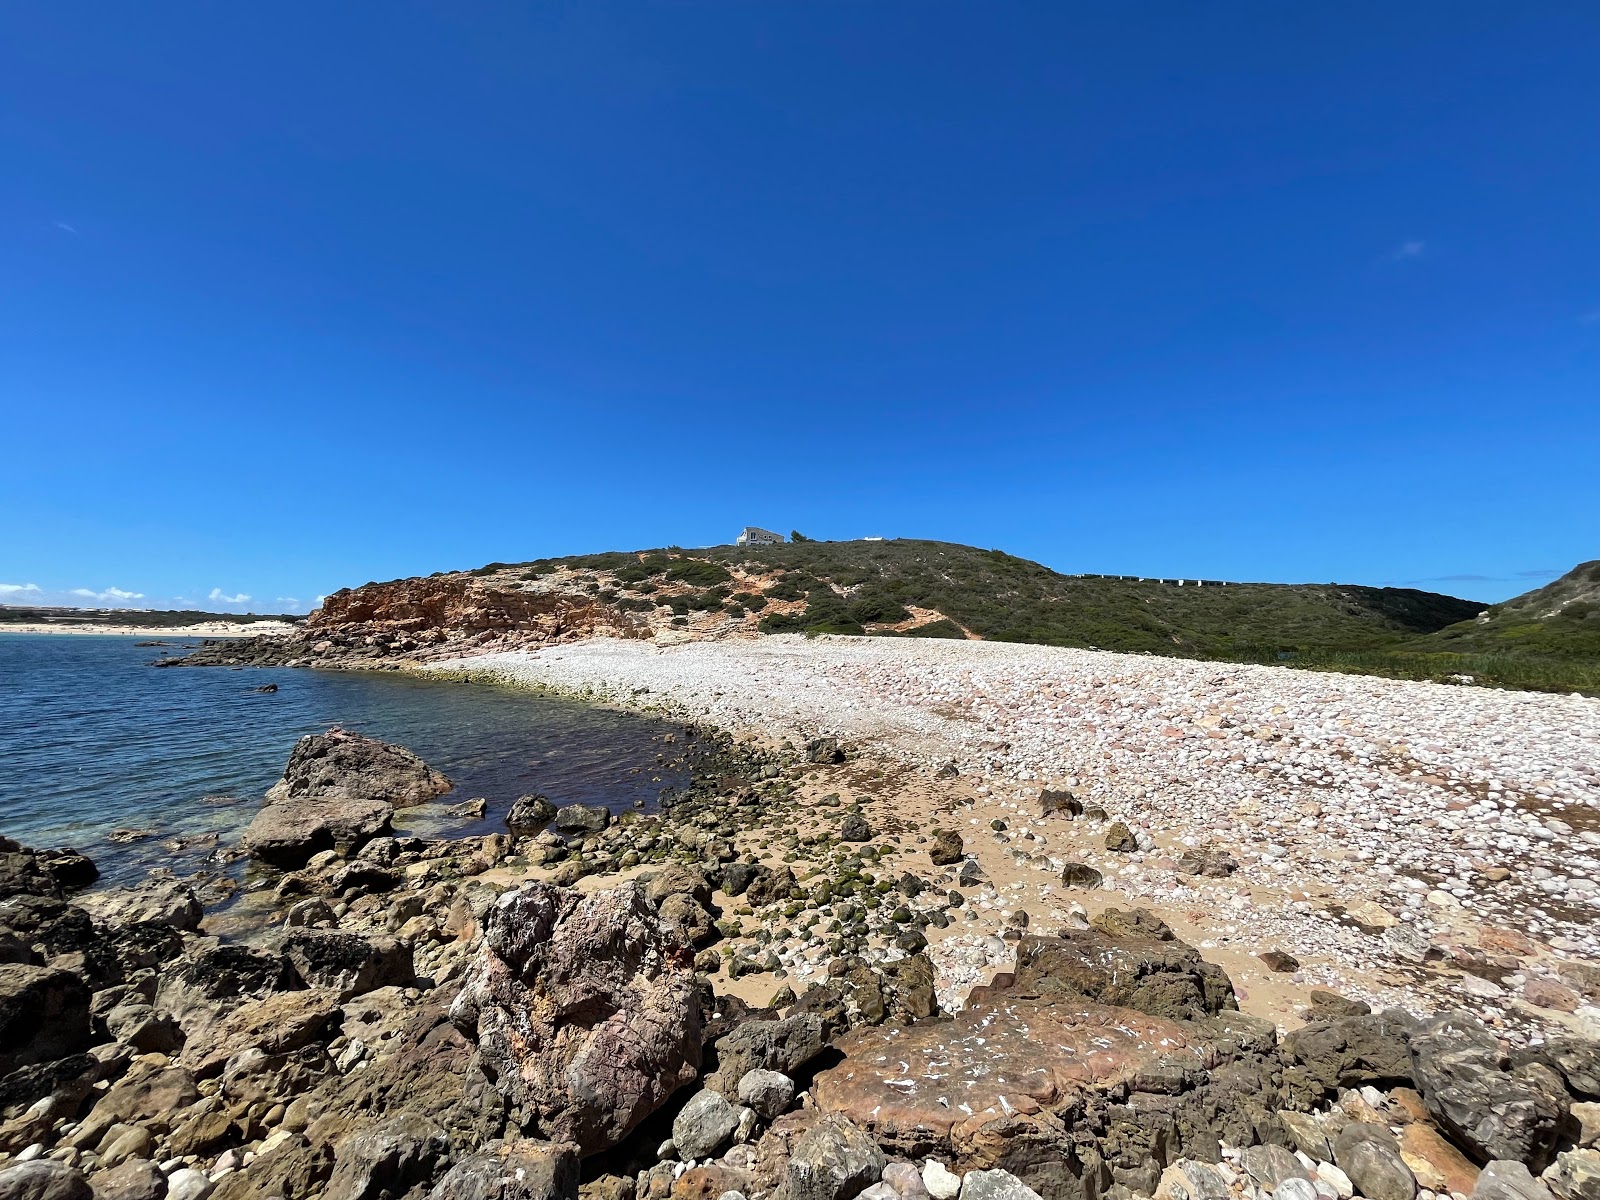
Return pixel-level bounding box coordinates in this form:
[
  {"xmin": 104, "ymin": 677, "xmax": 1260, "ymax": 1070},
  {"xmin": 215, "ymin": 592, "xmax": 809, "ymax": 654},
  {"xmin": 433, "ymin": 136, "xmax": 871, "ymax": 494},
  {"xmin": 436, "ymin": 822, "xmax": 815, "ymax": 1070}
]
[{"xmin": 0, "ymin": 620, "xmax": 299, "ymax": 637}]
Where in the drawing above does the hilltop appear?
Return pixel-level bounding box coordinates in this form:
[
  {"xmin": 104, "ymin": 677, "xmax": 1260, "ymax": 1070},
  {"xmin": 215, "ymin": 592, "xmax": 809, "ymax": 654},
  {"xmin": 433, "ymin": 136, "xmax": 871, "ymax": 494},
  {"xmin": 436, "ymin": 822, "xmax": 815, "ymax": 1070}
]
[{"xmin": 1414, "ymin": 559, "xmax": 1600, "ymax": 656}]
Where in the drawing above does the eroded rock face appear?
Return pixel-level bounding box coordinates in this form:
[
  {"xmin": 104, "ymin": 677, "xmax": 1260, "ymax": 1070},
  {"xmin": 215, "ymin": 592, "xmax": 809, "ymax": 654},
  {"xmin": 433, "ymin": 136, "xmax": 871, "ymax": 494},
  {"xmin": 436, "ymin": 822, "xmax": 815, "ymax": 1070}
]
[
  {"xmin": 267, "ymin": 728, "xmax": 454, "ymax": 810},
  {"xmin": 450, "ymin": 881, "xmax": 701, "ymax": 1154}
]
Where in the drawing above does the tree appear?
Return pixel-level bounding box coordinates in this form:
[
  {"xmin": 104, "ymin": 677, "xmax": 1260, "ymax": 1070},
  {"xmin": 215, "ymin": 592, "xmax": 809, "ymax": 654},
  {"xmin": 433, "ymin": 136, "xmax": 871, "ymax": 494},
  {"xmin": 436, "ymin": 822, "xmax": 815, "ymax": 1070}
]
[{"xmin": 790, "ymin": 530, "xmax": 811, "ymax": 543}]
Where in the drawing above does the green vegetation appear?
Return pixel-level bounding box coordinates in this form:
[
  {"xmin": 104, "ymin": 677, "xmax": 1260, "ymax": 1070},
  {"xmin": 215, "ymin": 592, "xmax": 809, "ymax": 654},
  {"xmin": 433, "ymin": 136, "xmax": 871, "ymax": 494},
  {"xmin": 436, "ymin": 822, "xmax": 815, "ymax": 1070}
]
[
  {"xmin": 0, "ymin": 606, "xmax": 305, "ymax": 628},
  {"xmin": 1409, "ymin": 561, "xmax": 1600, "ymax": 657}
]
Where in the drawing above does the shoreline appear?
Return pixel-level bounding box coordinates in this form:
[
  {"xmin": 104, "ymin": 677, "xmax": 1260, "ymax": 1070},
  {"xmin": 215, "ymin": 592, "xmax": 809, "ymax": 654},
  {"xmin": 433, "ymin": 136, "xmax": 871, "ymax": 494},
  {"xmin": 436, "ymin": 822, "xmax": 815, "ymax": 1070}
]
[{"xmin": 1, "ymin": 621, "xmax": 299, "ymax": 637}]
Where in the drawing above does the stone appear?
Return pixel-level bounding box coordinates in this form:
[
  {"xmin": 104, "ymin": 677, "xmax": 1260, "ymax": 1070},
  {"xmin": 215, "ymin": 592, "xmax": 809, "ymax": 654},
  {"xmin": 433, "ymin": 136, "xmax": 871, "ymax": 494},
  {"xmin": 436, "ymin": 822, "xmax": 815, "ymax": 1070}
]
[
  {"xmin": 1275, "ymin": 1181, "xmax": 1319, "ymax": 1200},
  {"xmin": 1411, "ymin": 1012, "xmax": 1567, "ymax": 1171},
  {"xmin": 737, "ymin": 1069, "xmax": 795, "ymax": 1121},
  {"xmin": 1573, "ymin": 1102, "xmax": 1600, "ymax": 1149},
  {"xmin": 1544, "ymin": 1151, "xmax": 1600, "ymax": 1200},
  {"xmin": 1059, "ymin": 863, "xmax": 1103, "ymax": 889},
  {"xmin": 705, "ymin": 1014, "xmax": 826, "ymax": 1096},
  {"xmin": 104, "ymin": 1002, "xmax": 184, "ymax": 1055},
  {"xmin": 1260, "ymin": 950, "xmax": 1300, "ymax": 973},
  {"xmin": 86, "ymin": 1065, "xmax": 199, "ymax": 1133},
  {"xmin": 675, "ymin": 1091, "xmax": 742, "ymax": 1160},
  {"xmin": 179, "ymin": 988, "xmax": 342, "ymax": 1075},
  {"xmin": 267, "ymin": 727, "xmax": 452, "ymax": 809},
  {"xmin": 1283, "ymin": 1011, "xmax": 1416, "ymax": 1092},
  {"xmin": 928, "ymin": 830, "xmax": 964, "ymax": 867},
  {"xmin": 1104, "ymin": 822, "xmax": 1137, "ymax": 852},
  {"xmin": 283, "ymin": 931, "xmax": 415, "ymax": 999},
  {"xmin": 1334, "ymin": 1125, "xmax": 1417, "ymax": 1200},
  {"xmin": 882, "ymin": 1163, "xmax": 929, "ymax": 1199},
  {"xmin": 1473, "ymin": 1161, "xmax": 1556, "ymax": 1200},
  {"xmin": 507, "ymin": 794, "xmax": 558, "ymax": 835},
  {"xmin": 76, "ymin": 879, "xmax": 203, "ymax": 932},
  {"xmin": 0, "ymin": 964, "xmax": 91, "ymax": 1074},
  {"xmin": 451, "ymin": 881, "xmax": 701, "ymax": 1153},
  {"xmin": 428, "ymin": 1139, "xmax": 580, "ymax": 1200},
  {"xmin": 1399, "ymin": 1123, "xmax": 1480, "ymax": 1195},
  {"xmin": 553, "ymin": 803, "xmax": 611, "ymax": 833},
  {"xmin": 1008, "ymin": 923, "xmax": 1237, "ymax": 1020},
  {"xmin": 166, "ymin": 1168, "xmax": 216, "ymax": 1200},
  {"xmin": 1542, "ymin": 1040, "xmax": 1600, "ymax": 1100},
  {"xmin": 325, "ymin": 1111, "xmax": 450, "ymax": 1200},
  {"xmin": 1038, "ymin": 790, "xmax": 1083, "ymax": 820},
  {"xmin": 960, "ymin": 1171, "xmax": 1044, "ymax": 1200},
  {"xmin": 0, "ymin": 1160, "xmax": 93, "ymax": 1200},
  {"xmin": 924, "ymin": 1162, "xmax": 963, "ymax": 1200},
  {"xmin": 1157, "ymin": 1161, "xmax": 1231, "ymax": 1200},
  {"xmin": 86, "ymin": 1158, "xmax": 165, "ymax": 1200},
  {"xmin": 787, "ymin": 1113, "xmax": 886, "ymax": 1200},
  {"xmin": 243, "ymin": 793, "xmax": 395, "ymax": 868},
  {"xmin": 1243, "ymin": 1145, "xmax": 1310, "ymax": 1189},
  {"xmin": 806, "ymin": 738, "xmax": 845, "ymax": 765},
  {"xmin": 840, "ymin": 813, "xmax": 872, "ymax": 843}
]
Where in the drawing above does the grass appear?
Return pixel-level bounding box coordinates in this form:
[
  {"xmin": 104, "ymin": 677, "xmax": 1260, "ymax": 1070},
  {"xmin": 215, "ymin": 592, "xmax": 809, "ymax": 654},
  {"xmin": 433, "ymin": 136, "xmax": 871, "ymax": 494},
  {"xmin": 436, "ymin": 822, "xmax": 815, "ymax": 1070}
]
[{"xmin": 1229, "ymin": 647, "xmax": 1600, "ymax": 696}]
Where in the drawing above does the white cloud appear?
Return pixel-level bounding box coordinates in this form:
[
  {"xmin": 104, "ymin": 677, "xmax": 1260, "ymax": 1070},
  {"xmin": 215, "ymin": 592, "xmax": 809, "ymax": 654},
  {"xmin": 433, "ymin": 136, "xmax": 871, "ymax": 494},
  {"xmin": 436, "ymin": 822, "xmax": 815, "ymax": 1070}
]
[
  {"xmin": 69, "ymin": 586, "xmax": 145, "ymax": 602},
  {"xmin": 208, "ymin": 588, "xmax": 252, "ymax": 605},
  {"xmin": 54, "ymin": 221, "xmax": 79, "ymax": 235},
  {"xmin": 0, "ymin": 582, "xmax": 42, "ymax": 595},
  {"xmin": 1390, "ymin": 240, "xmax": 1425, "ymax": 260},
  {"xmin": 275, "ymin": 597, "xmax": 301, "ymax": 607}
]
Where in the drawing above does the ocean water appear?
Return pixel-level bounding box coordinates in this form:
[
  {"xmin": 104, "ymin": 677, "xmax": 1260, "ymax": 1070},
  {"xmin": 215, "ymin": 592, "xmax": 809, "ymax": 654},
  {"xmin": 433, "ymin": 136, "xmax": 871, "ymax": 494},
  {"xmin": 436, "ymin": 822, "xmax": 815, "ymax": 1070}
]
[{"xmin": 0, "ymin": 633, "xmax": 691, "ymax": 885}]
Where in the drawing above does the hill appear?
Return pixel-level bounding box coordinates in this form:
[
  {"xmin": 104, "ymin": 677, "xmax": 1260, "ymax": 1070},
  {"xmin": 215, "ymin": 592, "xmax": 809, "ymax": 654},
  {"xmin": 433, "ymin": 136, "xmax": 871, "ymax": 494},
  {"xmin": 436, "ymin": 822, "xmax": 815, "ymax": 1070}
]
[
  {"xmin": 1412, "ymin": 560, "xmax": 1600, "ymax": 656},
  {"xmin": 0, "ymin": 605, "xmax": 305, "ymax": 630},
  {"xmin": 494, "ymin": 538, "xmax": 1481, "ymax": 657}
]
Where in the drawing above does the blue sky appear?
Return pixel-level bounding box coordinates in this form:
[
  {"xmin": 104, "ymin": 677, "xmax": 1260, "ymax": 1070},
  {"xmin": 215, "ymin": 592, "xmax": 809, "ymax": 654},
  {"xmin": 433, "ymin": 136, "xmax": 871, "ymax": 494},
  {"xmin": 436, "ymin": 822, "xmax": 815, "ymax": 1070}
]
[{"xmin": 3, "ymin": 3, "xmax": 1597, "ymax": 612}]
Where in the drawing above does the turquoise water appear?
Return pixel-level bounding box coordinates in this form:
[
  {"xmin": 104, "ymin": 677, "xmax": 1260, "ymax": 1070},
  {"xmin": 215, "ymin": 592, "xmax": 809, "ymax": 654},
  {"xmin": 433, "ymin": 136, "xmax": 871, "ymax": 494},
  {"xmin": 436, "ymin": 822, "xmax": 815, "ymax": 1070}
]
[{"xmin": 0, "ymin": 633, "xmax": 689, "ymax": 884}]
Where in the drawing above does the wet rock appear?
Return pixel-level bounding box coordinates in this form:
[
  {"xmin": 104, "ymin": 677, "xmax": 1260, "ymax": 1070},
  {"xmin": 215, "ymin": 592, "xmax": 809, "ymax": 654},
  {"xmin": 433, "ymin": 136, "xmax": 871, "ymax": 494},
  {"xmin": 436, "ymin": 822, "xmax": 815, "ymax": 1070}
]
[
  {"xmin": 451, "ymin": 880, "xmax": 701, "ymax": 1153},
  {"xmin": 787, "ymin": 1113, "xmax": 885, "ymax": 1200},
  {"xmin": 737, "ymin": 1069, "xmax": 795, "ymax": 1120},
  {"xmin": 283, "ymin": 930, "xmax": 415, "ymax": 999},
  {"xmin": 0, "ymin": 964, "xmax": 91, "ymax": 1074},
  {"xmin": 0, "ymin": 1159, "xmax": 93, "ymax": 1200},
  {"xmin": 268, "ymin": 727, "xmax": 453, "ymax": 809},
  {"xmin": 1411, "ymin": 1012, "xmax": 1567, "ymax": 1170},
  {"xmin": 1334, "ymin": 1124, "xmax": 1417, "ymax": 1200},
  {"xmin": 507, "ymin": 794, "xmax": 558, "ymax": 835},
  {"xmin": 929, "ymin": 830, "xmax": 964, "ymax": 867},
  {"xmin": 427, "ymin": 1138, "xmax": 580, "ymax": 1200},
  {"xmin": 674, "ymin": 1090, "xmax": 741, "ymax": 1160},
  {"xmin": 553, "ymin": 803, "xmax": 611, "ymax": 833}
]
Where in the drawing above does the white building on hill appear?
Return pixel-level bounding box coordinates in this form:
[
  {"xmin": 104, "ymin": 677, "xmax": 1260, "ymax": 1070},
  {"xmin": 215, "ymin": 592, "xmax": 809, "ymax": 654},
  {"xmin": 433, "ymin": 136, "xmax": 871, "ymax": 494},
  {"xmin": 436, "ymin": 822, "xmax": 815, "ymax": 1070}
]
[{"xmin": 736, "ymin": 527, "xmax": 785, "ymax": 546}]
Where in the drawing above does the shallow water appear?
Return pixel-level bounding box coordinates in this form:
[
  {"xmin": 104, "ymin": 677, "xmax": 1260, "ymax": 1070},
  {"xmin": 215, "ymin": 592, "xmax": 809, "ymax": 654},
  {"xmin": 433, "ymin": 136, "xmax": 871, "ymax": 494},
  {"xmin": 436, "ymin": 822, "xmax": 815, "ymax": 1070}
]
[{"xmin": 0, "ymin": 633, "xmax": 690, "ymax": 884}]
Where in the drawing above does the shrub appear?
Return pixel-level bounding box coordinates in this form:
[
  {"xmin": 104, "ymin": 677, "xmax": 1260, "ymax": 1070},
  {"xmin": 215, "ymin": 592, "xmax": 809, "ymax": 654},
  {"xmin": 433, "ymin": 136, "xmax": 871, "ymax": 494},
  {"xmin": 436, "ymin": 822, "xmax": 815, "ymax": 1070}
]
[
  {"xmin": 666, "ymin": 560, "xmax": 732, "ymax": 587},
  {"xmin": 733, "ymin": 592, "xmax": 768, "ymax": 611}
]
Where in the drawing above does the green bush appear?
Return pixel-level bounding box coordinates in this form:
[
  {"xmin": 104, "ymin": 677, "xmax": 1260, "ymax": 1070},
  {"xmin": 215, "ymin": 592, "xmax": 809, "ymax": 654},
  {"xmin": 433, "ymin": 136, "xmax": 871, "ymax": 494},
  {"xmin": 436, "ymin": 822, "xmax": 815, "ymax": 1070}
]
[
  {"xmin": 666, "ymin": 560, "xmax": 732, "ymax": 587},
  {"xmin": 733, "ymin": 592, "xmax": 768, "ymax": 611}
]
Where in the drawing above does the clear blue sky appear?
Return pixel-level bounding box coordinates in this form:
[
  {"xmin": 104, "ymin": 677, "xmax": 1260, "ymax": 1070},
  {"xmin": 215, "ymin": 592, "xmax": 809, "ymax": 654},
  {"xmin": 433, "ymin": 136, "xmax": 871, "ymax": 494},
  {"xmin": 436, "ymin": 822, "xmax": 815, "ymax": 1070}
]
[{"xmin": 4, "ymin": 3, "xmax": 1597, "ymax": 612}]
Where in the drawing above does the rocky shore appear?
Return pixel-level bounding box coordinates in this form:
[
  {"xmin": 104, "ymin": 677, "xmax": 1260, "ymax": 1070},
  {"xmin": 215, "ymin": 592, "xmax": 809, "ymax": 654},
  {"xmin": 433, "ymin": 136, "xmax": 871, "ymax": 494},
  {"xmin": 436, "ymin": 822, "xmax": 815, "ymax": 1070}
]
[{"xmin": 2, "ymin": 697, "xmax": 1598, "ymax": 1200}]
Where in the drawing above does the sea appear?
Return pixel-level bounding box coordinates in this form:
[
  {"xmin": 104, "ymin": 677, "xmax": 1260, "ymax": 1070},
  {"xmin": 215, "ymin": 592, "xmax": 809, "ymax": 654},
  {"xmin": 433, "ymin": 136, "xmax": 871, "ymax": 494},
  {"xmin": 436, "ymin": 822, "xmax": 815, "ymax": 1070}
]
[{"xmin": 0, "ymin": 633, "xmax": 692, "ymax": 885}]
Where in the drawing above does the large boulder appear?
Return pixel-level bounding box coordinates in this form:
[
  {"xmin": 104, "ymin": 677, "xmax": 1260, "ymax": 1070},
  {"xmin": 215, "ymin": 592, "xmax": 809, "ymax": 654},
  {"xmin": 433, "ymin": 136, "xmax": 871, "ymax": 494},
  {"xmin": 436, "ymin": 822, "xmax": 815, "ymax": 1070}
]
[
  {"xmin": 788, "ymin": 1113, "xmax": 886, "ymax": 1200},
  {"xmin": 428, "ymin": 1139, "xmax": 579, "ymax": 1200},
  {"xmin": 1009, "ymin": 917, "xmax": 1237, "ymax": 1021},
  {"xmin": 1411, "ymin": 1012, "xmax": 1569, "ymax": 1171},
  {"xmin": 0, "ymin": 1160, "xmax": 93, "ymax": 1200},
  {"xmin": 704, "ymin": 1013, "xmax": 827, "ymax": 1096},
  {"xmin": 450, "ymin": 881, "xmax": 702, "ymax": 1154},
  {"xmin": 0, "ymin": 963, "xmax": 91, "ymax": 1074},
  {"xmin": 1282, "ymin": 1011, "xmax": 1416, "ymax": 1093},
  {"xmin": 267, "ymin": 727, "xmax": 453, "ymax": 809},
  {"xmin": 243, "ymin": 794, "xmax": 395, "ymax": 868},
  {"xmin": 282, "ymin": 931, "xmax": 415, "ymax": 1000},
  {"xmin": 75, "ymin": 879, "xmax": 203, "ymax": 932}
]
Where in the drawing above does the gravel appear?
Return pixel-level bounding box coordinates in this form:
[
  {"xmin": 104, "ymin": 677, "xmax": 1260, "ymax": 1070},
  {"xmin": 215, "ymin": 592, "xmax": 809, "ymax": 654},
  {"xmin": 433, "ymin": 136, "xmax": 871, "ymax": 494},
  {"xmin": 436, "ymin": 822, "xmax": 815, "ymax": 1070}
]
[{"xmin": 432, "ymin": 634, "xmax": 1600, "ymax": 1022}]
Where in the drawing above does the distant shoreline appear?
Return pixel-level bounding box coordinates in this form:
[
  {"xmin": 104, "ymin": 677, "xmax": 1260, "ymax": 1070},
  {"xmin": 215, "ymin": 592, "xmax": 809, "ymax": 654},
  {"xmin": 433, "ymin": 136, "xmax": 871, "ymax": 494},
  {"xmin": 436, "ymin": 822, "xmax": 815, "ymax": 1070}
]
[{"xmin": 0, "ymin": 621, "xmax": 297, "ymax": 638}]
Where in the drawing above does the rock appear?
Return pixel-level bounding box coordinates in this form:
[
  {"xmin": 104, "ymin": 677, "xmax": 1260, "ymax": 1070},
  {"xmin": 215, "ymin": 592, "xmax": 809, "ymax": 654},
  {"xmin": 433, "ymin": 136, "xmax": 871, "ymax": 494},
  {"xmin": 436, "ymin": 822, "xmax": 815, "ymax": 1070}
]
[
  {"xmin": 1411, "ymin": 1012, "xmax": 1567, "ymax": 1171},
  {"xmin": 1282, "ymin": 1012, "xmax": 1416, "ymax": 1092},
  {"xmin": 737, "ymin": 1069, "xmax": 795, "ymax": 1120},
  {"xmin": 1573, "ymin": 1102, "xmax": 1600, "ymax": 1149},
  {"xmin": 746, "ymin": 867, "xmax": 797, "ymax": 907},
  {"xmin": 1059, "ymin": 863, "xmax": 1103, "ymax": 889},
  {"xmin": 166, "ymin": 1168, "xmax": 215, "ymax": 1200},
  {"xmin": 881, "ymin": 1163, "xmax": 927, "ymax": 1200},
  {"xmin": 1038, "ymin": 790, "xmax": 1083, "ymax": 820},
  {"xmin": 507, "ymin": 794, "xmax": 558, "ymax": 835},
  {"xmin": 86, "ymin": 1158, "xmax": 165, "ymax": 1200},
  {"xmin": 924, "ymin": 1162, "xmax": 963, "ymax": 1200},
  {"xmin": 283, "ymin": 931, "xmax": 415, "ymax": 999},
  {"xmin": 805, "ymin": 738, "xmax": 845, "ymax": 765},
  {"xmin": 840, "ymin": 814, "xmax": 872, "ymax": 843},
  {"xmin": 0, "ymin": 1160, "xmax": 93, "ymax": 1200},
  {"xmin": 0, "ymin": 964, "xmax": 91, "ymax": 1074},
  {"xmin": 660, "ymin": 894, "xmax": 717, "ymax": 949},
  {"xmin": 675, "ymin": 1091, "xmax": 742, "ymax": 1160},
  {"xmin": 1334, "ymin": 1125, "xmax": 1417, "ymax": 1200},
  {"xmin": 1274, "ymin": 1181, "xmax": 1318, "ymax": 1200},
  {"xmin": 929, "ymin": 830, "xmax": 964, "ymax": 867},
  {"xmin": 1157, "ymin": 1161, "xmax": 1231, "ymax": 1200},
  {"xmin": 75, "ymin": 879, "xmax": 203, "ymax": 931},
  {"xmin": 428, "ymin": 1139, "xmax": 580, "ymax": 1200},
  {"xmin": 1176, "ymin": 847, "xmax": 1239, "ymax": 878},
  {"xmin": 959, "ymin": 1171, "xmax": 1043, "ymax": 1200},
  {"xmin": 1259, "ymin": 950, "xmax": 1300, "ymax": 973},
  {"xmin": 1009, "ymin": 924, "xmax": 1236, "ymax": 1020},
  {"xmin": 451, "ymin": 881, "xmax": 701, "ymax": 1153},
  {"xmin": 244, "ymin": 793, "xmax": 395, "ymax": 868},
  {"xmin": 104, "ymin": 1002, "xmax": 184, "ymax": 1055},
  {"xmin": 787, "ymin": 1113, "xmax": 885, "ymax": 1200},
  {"xmin": 552, "ymin": 803, "xmax": 611, "ymax": 833},
  {"xmin": 1544, "ymin": 1151, "xmax": 1600, "ymax": 1200},
  {"xmin": 85, "ymin": 1064, "xmax": 199, "ymax": 1134},
  {"xmin": 179, "ymin": 988, "xmax": 342, "ymax": 1075},
  {"xmin": 1399, "ymin": 1123, "xmax": 1481, "ymax": 1195},
  {"xmin": 1243, "ymin": 1145, "xmax": 1310, "ymax": 1188},
  {"xmin": 325, "ymin": 1111, "xmax": 450, "ymax": 1200},
  {"xmin": 1474, "ymin": 1161, "xmax": 1556, "ymax": 1200},
  {"xmin": 1542, "ymin": 1040, "xmax": 1600, "ymax": 1100},
  {"xmin": 705, "ymin": 1014, "xmax": 826, "ymax": 1096},
  {"xmin": 267, "ymin": 727, "xmax": 453, "ymax": 809},
  {"xmin": 1104, "ymin": 822, "xmax": 1138, "ymax": 852}
]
